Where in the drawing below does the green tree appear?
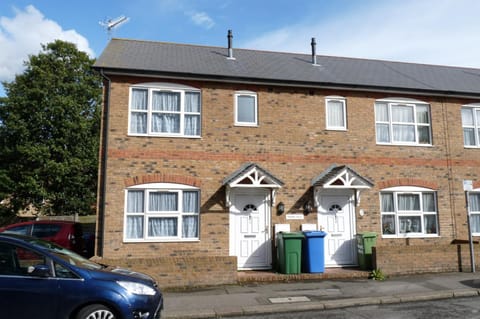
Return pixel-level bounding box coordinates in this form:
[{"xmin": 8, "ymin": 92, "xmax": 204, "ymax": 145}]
[{"xmin": 0, "ymin": 40, "xmax": 102, "ymax": 221}]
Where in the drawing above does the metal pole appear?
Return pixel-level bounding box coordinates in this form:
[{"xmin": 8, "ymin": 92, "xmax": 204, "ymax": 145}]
[{"xmin": 466, "ymin": 191, "xmax": 475, "ymax": 272}]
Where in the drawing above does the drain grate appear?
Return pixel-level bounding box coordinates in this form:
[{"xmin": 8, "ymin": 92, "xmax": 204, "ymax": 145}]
[{"xmin": 268, "ymin": 296, "xmax": 311, "ymax": 304}]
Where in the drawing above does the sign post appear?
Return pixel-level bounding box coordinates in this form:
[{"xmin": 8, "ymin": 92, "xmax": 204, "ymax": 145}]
[{"xmin": 464, "ymin": 180, "xmax": 475, "ymax": 273}]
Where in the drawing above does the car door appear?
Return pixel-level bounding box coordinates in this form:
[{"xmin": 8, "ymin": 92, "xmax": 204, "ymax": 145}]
[{"xmin": 0, "ymin": 242, "xmax": 59, "ymax": 319}]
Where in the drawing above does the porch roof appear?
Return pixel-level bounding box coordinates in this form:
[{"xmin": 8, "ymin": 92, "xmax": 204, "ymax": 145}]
[
  {"xmin": 311, "ymin": 164, "xmax": 374, "ymax": 189},
  {"xmin": 223, "ymin": 163, "xmax": 284, "ymax": 188}
]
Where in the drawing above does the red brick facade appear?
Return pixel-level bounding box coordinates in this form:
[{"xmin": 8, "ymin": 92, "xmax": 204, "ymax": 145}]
[{"xmin": 95, "ymin": 75, "xmax": 480, "ymax": 288}]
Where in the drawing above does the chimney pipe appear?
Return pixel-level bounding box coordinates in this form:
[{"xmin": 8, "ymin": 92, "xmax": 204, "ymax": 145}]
[
  {"xmin": 311, "ymin": 37, "xmax": 317, "ymax": 65},
  {"xmin": 227, "ymin": 30, "xmax": 234, "ymax": 59}
]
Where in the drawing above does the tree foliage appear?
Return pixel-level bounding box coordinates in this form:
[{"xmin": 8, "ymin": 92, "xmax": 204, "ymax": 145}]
[{"xmin": 0, "ymin": 40, "xmax": 102, "ymax": 221}]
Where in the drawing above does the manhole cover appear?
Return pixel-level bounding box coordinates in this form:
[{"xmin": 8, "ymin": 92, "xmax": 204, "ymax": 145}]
[{"xmin": 268, "ymin": 296, "xmax": 311, "ymax": 304}]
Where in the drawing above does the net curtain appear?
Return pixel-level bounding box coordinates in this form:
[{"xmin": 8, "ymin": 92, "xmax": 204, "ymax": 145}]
[{"xmin": 126, "ymin": 190, "xmax": 199, "ymax": 239}]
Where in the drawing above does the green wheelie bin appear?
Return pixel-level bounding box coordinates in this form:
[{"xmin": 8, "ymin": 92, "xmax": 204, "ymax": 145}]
[
  {"xmin": 276, "ymin": 232, "xmax": 304, "ymax": 274},
  {"xmin": 356, "ymin": 232, "xmax": 377, "ymax": 270}
]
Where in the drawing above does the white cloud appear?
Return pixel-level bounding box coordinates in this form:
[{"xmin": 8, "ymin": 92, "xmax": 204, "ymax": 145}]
[
  {"xmin": 241, "ymin": 0, "xmax": 480, "ymax": 68},
  {"xmin": 0, "ymin": 5, "xmax": 94, "ymax": 84},
  {"xmin": 188, "ymin": 11, "xmax": 215, "ymax": 29}
]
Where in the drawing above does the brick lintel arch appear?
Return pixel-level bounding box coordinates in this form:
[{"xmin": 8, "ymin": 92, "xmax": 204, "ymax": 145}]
[
  {"xmin": 474, "ymin": 181, "xmax": 480, "ymax": 190},
  {"xmin": 124, "ymin": 174, "xmax": 202, "ymax": 188},
  {"xmin": 377, "ymin": 178, "xmax": 438, "ymax": 190}
]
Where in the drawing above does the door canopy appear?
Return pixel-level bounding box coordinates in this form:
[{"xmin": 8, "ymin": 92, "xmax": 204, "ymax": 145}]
[
  {"xmin": 223, "ymin": 163, "xmax": 284, "ymax": 207},
  {"xmin": 311, "ymin": 164, "xmax": 374, "ymax": 206}
]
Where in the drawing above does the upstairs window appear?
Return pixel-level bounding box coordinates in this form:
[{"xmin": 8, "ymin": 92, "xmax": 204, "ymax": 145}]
[
  {"xmin": 125, "ymin": 184, "xmax": 200, "ymax": 242},
  {"xmin": 325, "ymin": 97, "xmax": 347, "ymax": 130},
  {"xmin": 375, "ymin": 98, "xmax": 431, "ymax": 145},
  {"xmin": 235, "ymin": 91, "xmax": 257, "ymax": 126},
  {"xmin": 462, "ymin": 105, "xmax": 480, "ymax": 147},
  {"xmin": 129, "ymin": 83, "xmax": 201, "ymax": 137},
  {"xmin": 380, "ymin": 187, "xmax": 438, "ymax": 237}
]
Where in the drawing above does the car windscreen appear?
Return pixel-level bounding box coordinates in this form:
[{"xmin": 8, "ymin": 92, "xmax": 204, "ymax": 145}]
[{"xmin": 28, "ymin": 238, "xmax": 102, "ymax": 270}]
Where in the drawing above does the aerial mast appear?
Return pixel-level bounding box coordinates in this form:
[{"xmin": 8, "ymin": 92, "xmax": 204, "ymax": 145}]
[{"xmin": 99, "ymin": 15, "xmax": 129, "ymax": 39}]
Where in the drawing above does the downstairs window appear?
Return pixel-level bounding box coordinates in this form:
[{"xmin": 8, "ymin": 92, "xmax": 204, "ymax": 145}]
[
  {"xmin": 470, "ymin": 192, "xmax": 480, "ymax": 235},
  {"xmin": 380, "ymin": 187, "xmax": 438, "ymax": 237},
  {"xmin": 125, "ymin": 184, "xmax": 199, "ymax": 242}
]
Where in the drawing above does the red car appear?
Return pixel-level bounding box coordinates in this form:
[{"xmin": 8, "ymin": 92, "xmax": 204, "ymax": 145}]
[{"xmin": 0, "ymin": 220, "xmax": 89, "ymax": 257}]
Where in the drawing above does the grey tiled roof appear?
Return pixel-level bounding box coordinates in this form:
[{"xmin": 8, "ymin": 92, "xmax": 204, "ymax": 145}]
[{"xmin": 94, "ymin": 38, "xmax": 480, "ymax": 97}]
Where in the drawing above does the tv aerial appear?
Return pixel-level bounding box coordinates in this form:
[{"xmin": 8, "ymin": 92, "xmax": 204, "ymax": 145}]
[{"xmin": 100, "ymin": 15, "xmax": 129, "ymax": 38}]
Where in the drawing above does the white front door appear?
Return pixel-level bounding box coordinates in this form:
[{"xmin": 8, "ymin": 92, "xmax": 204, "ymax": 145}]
[
  {"xmin": 318, "ymin": 193, "xmax": 357, "ymax": 267},
  {"xmin": 230, "ymin": 189, "xmax": 271, "ymax": 269}
]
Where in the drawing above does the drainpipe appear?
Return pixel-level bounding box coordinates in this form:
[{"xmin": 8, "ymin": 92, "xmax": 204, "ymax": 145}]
[{"xmin": 97, "ymin": 68, "xmax": 111, "ymax": 257}]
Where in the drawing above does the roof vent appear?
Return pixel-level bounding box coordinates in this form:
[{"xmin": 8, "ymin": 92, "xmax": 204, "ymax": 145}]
[
  {"xmin": 311, "ymin": 37, "xmax": 318, "ymax": 65},
  {"xmin": 227, "ymin": 30, "xmax": 235, "ymax": 60}
]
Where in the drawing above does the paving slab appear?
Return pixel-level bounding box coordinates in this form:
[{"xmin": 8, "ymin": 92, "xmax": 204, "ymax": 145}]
[{"xmin": 162, "ymin": 272, "xmax": 480, "ymax": 319}]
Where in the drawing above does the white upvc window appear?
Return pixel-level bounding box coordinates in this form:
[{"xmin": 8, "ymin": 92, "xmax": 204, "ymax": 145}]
[
  {"xmin": 380, "ymin": 186, "xmax": 438, "ymax": 237},
  {"xmin": 124, "ymin": 183, "xmax": 200, "ymax": 242},
  {"xmin": 325, "ymin": 96, "xmax": 347, "ymax": 130},
  {"xmin": 462, "ymin": 104, "xmax": 480, "ymax": 147},
  {"xmin": 129, "ymin": 83, "xmax": 201, "ymax": 137},
  {"xmin": 470, "ymin": 192, "xmax": 480, "ymax": 235},
  {"xmin": 235, "ymin": 91, "xmax": 258, "ymax": 126},
  {"xmin": 375, "ymin": 98, "xmax": 431, "ymax": 145}
]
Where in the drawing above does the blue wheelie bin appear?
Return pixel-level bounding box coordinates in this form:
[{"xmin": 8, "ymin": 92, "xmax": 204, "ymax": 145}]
[{"xmin": 303, "ymin": 231, "xmax": 327, "ymax": 273}]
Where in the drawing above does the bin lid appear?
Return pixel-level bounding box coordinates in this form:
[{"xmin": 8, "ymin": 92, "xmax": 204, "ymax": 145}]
[
  {"xmin": 303, "ymin": 231, "xmax": 327, "ymax": 238},
  {"xmin": 356, "ymin": 231, "xmax": 377, "ymax": 238},
  {"xmin": 279, "ymin": 231, "xmax": 305, "ymax": 239}
]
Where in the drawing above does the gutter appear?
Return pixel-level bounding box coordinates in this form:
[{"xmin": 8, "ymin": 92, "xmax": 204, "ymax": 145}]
[{"xmin": 95, "ymin": 67, "xmax": 480, "ymax": 100}]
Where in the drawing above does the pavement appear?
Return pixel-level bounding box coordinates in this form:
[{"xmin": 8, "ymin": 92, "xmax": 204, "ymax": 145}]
[{"xmin": 162, "ymin": 271, "xmax": 480, "ymax": 319}]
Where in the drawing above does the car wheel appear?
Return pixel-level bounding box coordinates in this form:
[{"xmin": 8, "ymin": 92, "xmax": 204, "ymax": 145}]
[{"xmin": 76, "ymin": 304, "xmax": 116, "ymax": 319}]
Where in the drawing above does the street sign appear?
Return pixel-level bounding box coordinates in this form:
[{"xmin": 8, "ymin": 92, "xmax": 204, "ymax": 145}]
[{"xmin": 464, "ymin": 180, "xmax": 473, "ymax": 191}]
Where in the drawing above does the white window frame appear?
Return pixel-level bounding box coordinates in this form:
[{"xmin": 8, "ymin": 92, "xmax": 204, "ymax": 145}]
[
  {"xmin": 128, "ymin": 83, "xmax": 201, "ymax": 138},
  {"xmin": 470, "ymin": 190, "xmax": 480, "ymax": 235},
  {"xmin": 325, "ymin": 96, "xmax": 347, "ymax": 130},
  {"xmin": 234, "ymin": 91, "xmax": 258, "ymax": 126},
  {"xmin": 375, "ymin": 98, "xmax": 432, "ymax": 146},
  {"xmin": 124, "ymin": 183, "xmax": 200, "ymax": 242},
  {"xmin": 380, "ymin": 186, "xmax": 438, "ymax": 238},
  {"xmin": 462, "ymin": 104, "xmax": 480, "ymax": 148}
]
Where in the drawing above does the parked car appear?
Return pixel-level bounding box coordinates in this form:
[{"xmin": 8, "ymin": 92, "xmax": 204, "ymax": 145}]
[
  {"xmin": 0, "ymin": 220, "xmax": 93, "ymax": 257},
  {"xmin": 0, "ymin": 233, "xmax": 163, "ymax": 319}
]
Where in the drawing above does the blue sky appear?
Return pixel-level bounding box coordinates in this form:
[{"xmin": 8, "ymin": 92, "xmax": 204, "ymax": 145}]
[{"xmin": 1, "ymin": 0, "xmax": 480, "ymax": 96}]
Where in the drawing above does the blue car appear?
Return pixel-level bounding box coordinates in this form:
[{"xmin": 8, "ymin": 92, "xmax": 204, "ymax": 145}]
[{"xmin": 0, "ymin": 233, "xmax": 163, "ymax": 319}]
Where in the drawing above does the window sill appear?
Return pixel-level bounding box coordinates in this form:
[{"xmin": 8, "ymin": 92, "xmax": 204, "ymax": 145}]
[
  {"xmin": 124, "ymin": 238, "xmax": 200, "ymax": 243},
  {"xmin": 326, "ymin": 127, "xmax": 347, "ymax": 131},
  {"xmin": 127, "ymin": 133, "xmax": 202, "ymax": 139},
  {"xmin": 234, "ymin": 123, "xmax": 259, "ymax": 127},
  {"xmin": 382, "ymin": 234, "xmax": 439, "ymax": 238},
  {"xmin": 376, "ymin": 142, "xmax": 434, "ymax": 147}
]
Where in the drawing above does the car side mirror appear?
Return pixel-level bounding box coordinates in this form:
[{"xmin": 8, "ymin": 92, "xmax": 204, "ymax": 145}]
[{"xmin": 28, "ymin": 264, "xmax": 51, "ymax": 277}]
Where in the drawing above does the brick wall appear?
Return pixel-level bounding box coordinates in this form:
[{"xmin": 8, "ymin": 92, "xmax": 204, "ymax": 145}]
[
  {"xmin": 373, "ymin": 243, "xmax": 479, "ymax": 275},
  {"xmin": 96, "ymin": 74, "xmax": 480, "ymax": 280},
  {"xmin": 94, "ymin": 256, "xmax": 238, "ymax": 289}
]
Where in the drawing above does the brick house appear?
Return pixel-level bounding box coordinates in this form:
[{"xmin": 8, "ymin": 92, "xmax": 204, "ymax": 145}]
[{"xmin": 93, "ymin": 32, "xmax": 480, "ymax": 288}]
